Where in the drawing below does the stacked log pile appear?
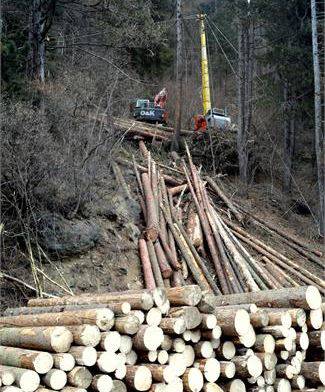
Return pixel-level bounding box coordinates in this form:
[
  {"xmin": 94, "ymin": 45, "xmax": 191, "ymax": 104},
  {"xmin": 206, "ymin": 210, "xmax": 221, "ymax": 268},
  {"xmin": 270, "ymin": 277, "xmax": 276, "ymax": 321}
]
[
  {"xmin": 0, "ymin": 285, "xmax": 324, "ymax": 391},
  {"xmin": 126, "ymin": 141, "xmax": 323, "ymax": 297},
  {"xmin": 92, "ymin": 116, "xmax": 195, "ymax": 142}
]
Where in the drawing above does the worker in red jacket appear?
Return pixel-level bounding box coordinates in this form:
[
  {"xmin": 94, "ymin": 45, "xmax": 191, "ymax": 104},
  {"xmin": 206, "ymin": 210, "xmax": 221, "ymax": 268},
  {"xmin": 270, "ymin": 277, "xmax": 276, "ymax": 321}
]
[{"xmin": 194, "ymin": 114, "xmax": 207, "ymax": 132}]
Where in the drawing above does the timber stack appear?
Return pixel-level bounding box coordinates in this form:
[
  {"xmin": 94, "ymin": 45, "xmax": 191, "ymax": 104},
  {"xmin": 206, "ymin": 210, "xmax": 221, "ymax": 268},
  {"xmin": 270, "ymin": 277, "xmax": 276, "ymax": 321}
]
[
  {"xmin": 116, "ymin": 140, "xmax": 324, "ymax": 297},
  {"xmin": 0, "ymin": 285, "xmax": 324, "ymax": 391}
]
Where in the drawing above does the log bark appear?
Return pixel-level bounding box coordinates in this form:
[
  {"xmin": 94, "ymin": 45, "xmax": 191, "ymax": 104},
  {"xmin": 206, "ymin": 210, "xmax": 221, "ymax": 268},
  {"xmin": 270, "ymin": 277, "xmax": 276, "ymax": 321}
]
[
  {"xmin": 0, "ymin": 327, "xmax": 73, "ymax": 353},
  {"xmin": 165, "ymin": 286, "xmax": 202, "ymax": 306},
  {"xmin": 28, "ymin": 291, "xmax": 154, "ymax": 311},
  {"xmin": 206, "ymin": 177, "xmax": 243, "ymax": 222},
  {"xmin": 154, "ymin": 241, "xmax": 172, "ymax": 279},
  {"xmin": 125, "ymin": 366, "xmax": 152, "ymax": 391},
  {"xmin": 198, "ymin": 286, "xmax": 322, "ymax": 310},
  {"xmin": 142, "ymin": 173, "xmax": 159, "ymax": 241},
  {"xmin": 0, "ymin": 346, "xmax": 53, "ymax": 374},
  {"xmin": 139, "ymin": 239, "xmax": 156, "ymax": 290},
  {"xmin": 0, "ymin": 309, "xmax": 114, "ymax": 331},
  {"xmin": 67, "ymin": 366, "xmax": 92, "ymax": 389},
  {"xmin": 147, "ymin": 241, "xmax": 164, "ymax": 288},
  {"xmin": 65, "ymin": 325, "xmax": 101, "ymax": 347}
]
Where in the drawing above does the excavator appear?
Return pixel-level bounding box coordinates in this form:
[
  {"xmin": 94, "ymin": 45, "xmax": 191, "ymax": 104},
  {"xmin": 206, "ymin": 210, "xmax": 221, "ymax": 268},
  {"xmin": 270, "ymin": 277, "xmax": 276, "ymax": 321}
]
[
  {"xmin": 194, "ymin": 14, "xmax": 231, "ymax": 132},
  {"xmin": 131, "ymin": 88, "xmax": 168, "ymax": 125}
]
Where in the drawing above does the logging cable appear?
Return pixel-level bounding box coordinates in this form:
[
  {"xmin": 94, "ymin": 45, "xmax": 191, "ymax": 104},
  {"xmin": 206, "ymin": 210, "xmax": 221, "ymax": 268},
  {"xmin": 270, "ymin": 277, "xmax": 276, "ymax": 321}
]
[{"xmin": 206, "ymin": 18, "xmax": 238, "ymax": 77}]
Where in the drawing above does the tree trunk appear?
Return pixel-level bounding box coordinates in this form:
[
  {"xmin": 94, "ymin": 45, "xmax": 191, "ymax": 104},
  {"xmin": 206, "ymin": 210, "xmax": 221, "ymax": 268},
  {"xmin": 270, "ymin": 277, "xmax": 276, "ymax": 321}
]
[
  {"xmin": 282, "ymin": 83, "xmax": 295, "ymax": 194},
  {"xmin": 311, "ymin": 0, "xmax": 325, "ymax": 236},
  {"xmin": 237, "ymin": 16, "xmax": 254, "ymax": 195},
  {"xmin": 171, "ymin": 0, "xmax": 183, "ymax": 152}
]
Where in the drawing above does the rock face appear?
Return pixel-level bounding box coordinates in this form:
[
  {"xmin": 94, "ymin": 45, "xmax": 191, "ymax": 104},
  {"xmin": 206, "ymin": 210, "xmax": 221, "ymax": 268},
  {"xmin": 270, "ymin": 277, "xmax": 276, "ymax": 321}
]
[{"xmin": 38, "ymin": 214, "xmax": 101, "ymax": 256}]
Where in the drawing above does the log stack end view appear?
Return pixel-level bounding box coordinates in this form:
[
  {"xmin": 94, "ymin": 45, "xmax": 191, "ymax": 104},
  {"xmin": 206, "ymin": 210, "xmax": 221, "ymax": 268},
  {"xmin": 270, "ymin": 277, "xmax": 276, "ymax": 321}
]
[{"xmin": 0, "ymin": 285, "xmax": 324, "ymax": 392}]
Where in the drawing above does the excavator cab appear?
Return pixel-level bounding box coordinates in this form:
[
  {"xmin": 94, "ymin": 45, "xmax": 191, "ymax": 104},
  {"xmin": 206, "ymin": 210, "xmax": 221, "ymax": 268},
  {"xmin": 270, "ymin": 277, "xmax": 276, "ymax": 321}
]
[{"xmin": 131, "ymin": 90, "xmax": 168, "ymax": 125}]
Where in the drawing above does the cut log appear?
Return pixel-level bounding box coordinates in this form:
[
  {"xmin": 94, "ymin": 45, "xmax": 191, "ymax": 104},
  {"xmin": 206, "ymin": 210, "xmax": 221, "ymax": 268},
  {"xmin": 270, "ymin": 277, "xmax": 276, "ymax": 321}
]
[
  {"xmin": 0, "ymin": 309, "xmax": 114, "ymax": 331},
  {"xmin": 125, "ymin": 350, "xmax": 137, "ymax": 366},
  {"xmin": 199, "ymin": 286, "xmax": 321, "ymax": 310},
  {"xmin": 215, "ymin": 341, "xmax": 236, "ymax": 360},
  {"xmin": 91, "ymin": 374, "xmax": 113, "ymax": 392},
  {"xmin": 300, "ymin": 362, "xmax": 325, "ymax": 386},
  {"xmin": 111, "ymin": 380, "xmax": 127, "ymax": 392},
  {"xmin": 114, "ymin": 315, "xmax": 140, "ymax": 335},
  {"xmin": 139, "ymin": 239, "xmax": 157, "ymax": 290},
  {"xmin": 100, "ymin": 331, "xmax": 121, "ymax": 352},
  {"xmin": 186, "ymin": 208, "xmax": 203, "ymax": 248},
  {"xmin": 159, "ymin": 318, "xmax": 186, "ymax": 335},
  {"xmin": 68, "ymin": 346, "xmax": 97, "ymax": 367},
  {"xmin": 67, "ymin": 366, "xmax": 92, "ymax": 389},
  {"xmin": 154, "ymin": 241, "xmax": 172, "ymax": 279},
  {"xmin": 169, "ymin": 307, "xmax": 202, "ymax": 330},
  {"xmin": 182, "ymin": 368, "xmax": 204, "ymax": 392},
  {"xmin": 129, "ymin": 310, "xmax": 145, "ymax": 325},
  {"xmin": 146, "ymin": 308, "xmax": 162, "ymax": 327},
  {"xmin": 0, "ymin": 327, "xmax": 73, "ymax": 353},
  {"xmin": 264, "ymin": 369, "xmax": 276, "ymax": 385},
  {"xmin": 221, "ymin": 379, "xmax": 246, "ymax": 392},
  {"xmin": 42, "ymin": 369, "xmax": 67, "ymax": 390},
  {"xmin": 291, "ymin": 375, "xmax": 305, "ymax": 391},
  {"xmin": 133, "ymin": 326, "xmax": 164, "ymax": 351},
  {"xmin": 147, "ymin": 241, "xmax": 165, "ymax": 288},
  {"xmin": 166, "ymin": 286, "xmax": 202, "ymax": 307},
  {"xmin": 183, "ymin": 345, "xmax": 196, "ymax": 367},
  {"xmin": 308, "ymin": 308, "xmax": 323, "ymax": 330},
  {"xmin": 254, "ymin": 353, "xmax": 278, "ymax": 370},
  {"xmin": 195, "ymin": 358, "xmax": 220, "ymax": 383},
  {"xmin": 125, "ymin": 365, "xmax": 152, "ymax": 391},
  {"xmin": 214, "ymin": 309, "xmax": 251, "ymax": 336},
  {"xmin": 194, "ymin": 341, "xmax": 213, "ymax": 359},
  {"xmin": 119, "ymin": 335, "xmax": 133, "ymax": 354},
  {"xmin": 0, "ymin": 371, "xmax": 15, "ymax": 386},
  {"xmin": 27, "ymin": 291, "xmax": 154, "ymax": 311},
  {"xmin": 143, "ymin": 364, "xmax": 176, "ymax": 384},
  {"xmin": 142, "ymin": 173, "xmax": 159, "ymax": 241},
  {"xmin": 201, "ymin": 314, "xmax": 217, "ymax": 330},
  {"xmin": 219, "ymin": 361, "xmax": 236, "ymax": 379},
  {"xmin": 52, "ymin": 353, "xmax": 75, "ymax": 371},
  {"xmin": 66, "ymin": 325, "xmax": 101, "ymax": 347},
  {"xmin": 231, "ymin": 355, "xmax": 263, "ymax": 378},
  {"xmin": 172, "ymin": 338, "xmax": 186, "ymax": 353},
  {"xmin": 0, "ymin": 366, "xmax": 40, "ymax": 392},
  {"xmin": 97, "ymin": 351, "xmax": 118, "ymax": 373},
  {"xmin": 206, "ymin": 177, "xmax": 243, "ymax": 222},
  {"xmin": 157, "ymin": 350, "xmax": 169, "ymax": 365},
  {"xmin": 253, "ymin": 335, "xmax": 275, "ymax": 353},
  {"xmin": 168, "ymin": 353, "xmax": 187, "ymax": 376},
  {"xmin": 0, "ymin": 346, "xmax": 53, "ymax": 374},
  {"xmin": 274, "ymin": 379, "xmax": 291, "ymax": 392}
]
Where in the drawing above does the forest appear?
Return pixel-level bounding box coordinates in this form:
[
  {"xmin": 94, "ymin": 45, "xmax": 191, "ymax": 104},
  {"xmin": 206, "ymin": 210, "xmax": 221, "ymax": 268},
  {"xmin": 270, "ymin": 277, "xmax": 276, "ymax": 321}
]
[{"xmin": 1, "ymin": 1, "xmax": 324, "ymax": 299}]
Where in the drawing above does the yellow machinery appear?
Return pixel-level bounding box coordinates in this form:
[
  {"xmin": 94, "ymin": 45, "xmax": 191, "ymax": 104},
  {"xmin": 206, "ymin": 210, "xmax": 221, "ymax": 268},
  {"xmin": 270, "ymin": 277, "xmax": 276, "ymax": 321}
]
[
  {"xmin": 195, "ymin": 14, "xmax": 231, "ymax": 131},
  {"xmin": 199, "ymin": 14, "xmax": 212, "ymax": 116}
]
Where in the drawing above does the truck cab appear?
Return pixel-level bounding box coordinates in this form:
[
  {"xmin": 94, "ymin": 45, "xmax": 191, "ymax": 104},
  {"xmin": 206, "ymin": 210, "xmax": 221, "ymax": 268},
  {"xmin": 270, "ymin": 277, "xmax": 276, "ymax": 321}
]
[{"xmin": 206, "ymin": 108, "xmax": 231, "ymax": 130}]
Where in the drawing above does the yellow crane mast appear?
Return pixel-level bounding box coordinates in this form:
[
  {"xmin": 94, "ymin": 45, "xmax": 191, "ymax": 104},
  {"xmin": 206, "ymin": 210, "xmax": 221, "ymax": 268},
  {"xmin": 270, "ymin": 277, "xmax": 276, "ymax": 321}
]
[{"xmin": 199, "ymin": 14, "xmax": 212, "ymax": 116}]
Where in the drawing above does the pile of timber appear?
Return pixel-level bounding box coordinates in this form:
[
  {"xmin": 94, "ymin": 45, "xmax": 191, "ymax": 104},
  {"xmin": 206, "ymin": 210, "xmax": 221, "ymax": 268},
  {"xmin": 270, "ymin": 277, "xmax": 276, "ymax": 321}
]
[
  {"xmin": 93, "ymin": 115, "xmax": 194, "ymax": 142},
  {"xmin": 122, "ymin": 141, "xmax": 324, "ymax": 296},
  {"xmin": 0, "ymin": 285, "xmax": 324, "ymax": 392}
]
